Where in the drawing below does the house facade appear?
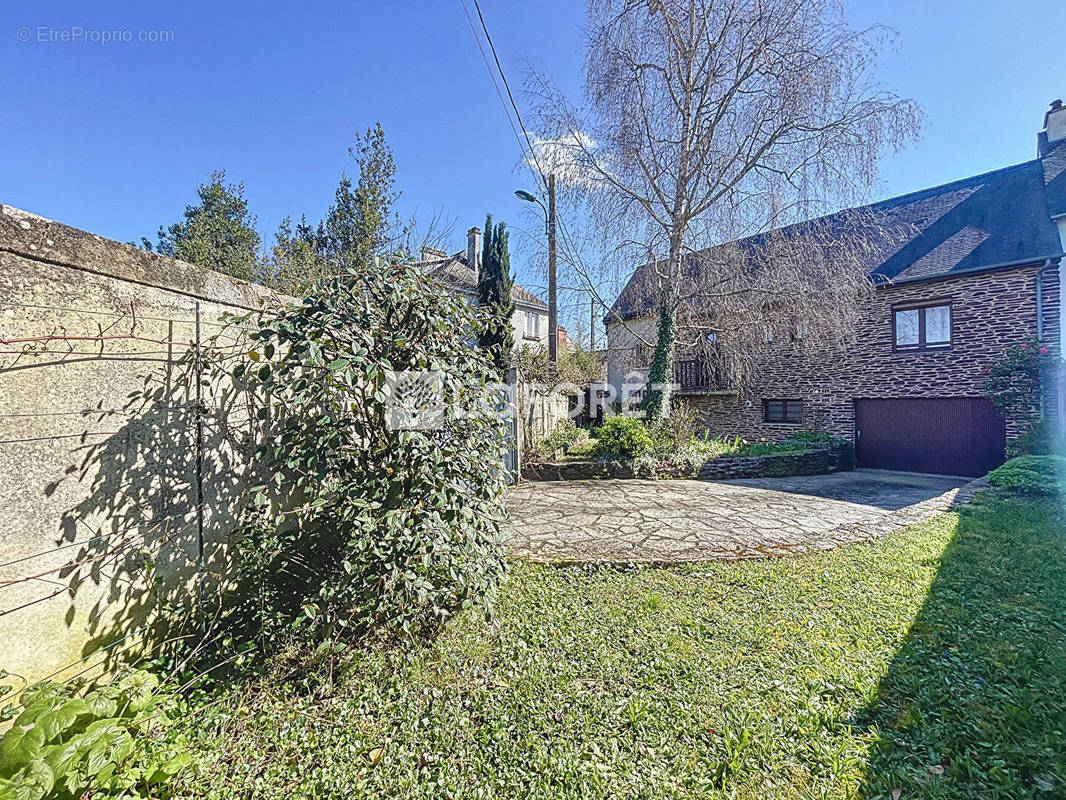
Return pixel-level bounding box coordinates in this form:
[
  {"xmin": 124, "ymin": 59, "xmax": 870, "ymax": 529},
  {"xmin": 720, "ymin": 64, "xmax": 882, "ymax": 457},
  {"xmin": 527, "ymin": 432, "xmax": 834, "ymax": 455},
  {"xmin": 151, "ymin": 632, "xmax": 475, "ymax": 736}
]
[
  {"xmin": 606, "ymin": 100, "xmax": 1066, "ymax": 476},
  {"xmin": 419, "ymin": 226, "xmax": 550, "ymax": 351}
]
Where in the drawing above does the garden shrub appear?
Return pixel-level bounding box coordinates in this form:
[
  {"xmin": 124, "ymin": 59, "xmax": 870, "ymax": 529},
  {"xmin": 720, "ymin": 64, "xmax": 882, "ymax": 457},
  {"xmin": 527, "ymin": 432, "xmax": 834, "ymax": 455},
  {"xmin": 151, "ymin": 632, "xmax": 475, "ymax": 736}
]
[
  {"xmin": 645, "ymin": 420, "xmax": 675, "ymax": 456},
  {"xmin": 594, "ymin": 416, "xmax": 653, "ymax": 459},
  {"xmin": 788, "ymin": 430, "xmax": 833, "ymax": 443},
  {"xmin": 633, "ymin": 436, "xmax": 714, "ymax": 476},
  {"xmin": 648, "ymin": 403, "xmax": 700, "ymax": 452},
  {"xmin": 213, "ymin": 259, "xmax": 510, "ymax": 646},
  {"xmin": 987, "ymin": 455, "xmax": 1066, "ymax": 495},
  {"xmin": 1006, "ymin": 419, "xmax": 1061, "ymax": 458},
  {"xmin": 589, "ymin": 422, "xmax": 848, "ymax": 474},
  {"xmin": 984, "ymin": 341, "xmax": 1052, "ymax": 421},
  {"xmin": 0, "ymin": 669, "xmax": 192, "ymax": 799},
  {"xmin": 528, "ymin": 419, "xmax": 588, "ymax": 462},
  {"xmin": 731, "ymin": 439, "xmax": 808, "ymax": 457}
]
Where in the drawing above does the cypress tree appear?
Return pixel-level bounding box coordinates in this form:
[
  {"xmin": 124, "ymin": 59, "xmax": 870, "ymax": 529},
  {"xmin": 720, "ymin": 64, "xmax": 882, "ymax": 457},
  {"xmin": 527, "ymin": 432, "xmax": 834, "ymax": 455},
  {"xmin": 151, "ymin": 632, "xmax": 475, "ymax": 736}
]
[{"xmin": 476, "ymin": 214, "xmax": 516, "ymax": 376}]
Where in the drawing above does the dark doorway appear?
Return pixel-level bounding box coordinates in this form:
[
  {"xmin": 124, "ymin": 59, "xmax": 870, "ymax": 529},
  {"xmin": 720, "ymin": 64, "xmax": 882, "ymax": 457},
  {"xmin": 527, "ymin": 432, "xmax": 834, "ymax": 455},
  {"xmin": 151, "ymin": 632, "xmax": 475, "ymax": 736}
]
[{"xmin": 854, "ymin": 398, "xmax": 1006, "ymax": 477}]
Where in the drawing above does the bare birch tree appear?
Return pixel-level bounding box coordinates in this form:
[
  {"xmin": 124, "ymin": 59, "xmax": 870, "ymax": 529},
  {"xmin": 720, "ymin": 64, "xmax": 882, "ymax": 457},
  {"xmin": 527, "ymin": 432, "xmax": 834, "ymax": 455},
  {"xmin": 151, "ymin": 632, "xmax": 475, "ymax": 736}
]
[{"xmin": 530, "ymin": 0, "xmax": 921, "ymax": 418}]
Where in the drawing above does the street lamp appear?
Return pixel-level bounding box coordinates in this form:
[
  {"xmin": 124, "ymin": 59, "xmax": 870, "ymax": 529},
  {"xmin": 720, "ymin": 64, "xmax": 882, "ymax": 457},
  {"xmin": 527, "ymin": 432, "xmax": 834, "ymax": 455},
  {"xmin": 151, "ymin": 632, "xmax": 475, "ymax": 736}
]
[{"xmin": 514, "ymin": 174, "xmax": 558, "ymax": 365}]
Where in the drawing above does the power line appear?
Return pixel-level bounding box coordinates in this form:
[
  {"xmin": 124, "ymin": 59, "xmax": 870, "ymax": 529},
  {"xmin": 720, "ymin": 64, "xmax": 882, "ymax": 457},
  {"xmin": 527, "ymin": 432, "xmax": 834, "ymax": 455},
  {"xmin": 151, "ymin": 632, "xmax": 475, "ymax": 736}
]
[
  {"xmin": 467, "ymin": 0, "xmax": 550, "ymax": 195},
  {"xmin": 456, "ymin": 0, "xmax": 630, "ymax": 339},
  {"xmin": 457, "ymin": 0, "xmax": 531, "ymax": 180}
]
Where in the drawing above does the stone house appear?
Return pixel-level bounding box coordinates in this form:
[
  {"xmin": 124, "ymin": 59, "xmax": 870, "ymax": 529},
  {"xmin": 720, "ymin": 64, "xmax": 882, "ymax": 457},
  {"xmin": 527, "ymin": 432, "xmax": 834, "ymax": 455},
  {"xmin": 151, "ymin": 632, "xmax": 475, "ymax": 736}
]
[
  {"xmin": 606, "ymin": 100, "xmax": 1066, "ymax": 476},
  {"xmin": 419, "ymin": 226, "xmax": 549, "ymax": 351}
]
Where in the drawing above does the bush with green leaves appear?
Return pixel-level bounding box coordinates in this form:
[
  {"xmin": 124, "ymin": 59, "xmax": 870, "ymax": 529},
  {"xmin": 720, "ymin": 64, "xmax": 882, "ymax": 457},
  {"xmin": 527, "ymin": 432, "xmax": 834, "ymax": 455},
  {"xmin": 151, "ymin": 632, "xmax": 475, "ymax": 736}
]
[
  {"xmin": 528, "ymin": 419, "xmax": 588, "ymax": 462},
  {"xmin": 213, "ymin": 259, "xmax": 510, "ymax": 646},
  {"xmin": 983, "ymin": 340, "xmax": 1053, "ymax": 425},
  {"xmin": 1006, "ymin": 419, "xmax": 1061, "ymax": 458},
  {"xmin": 987, "ymin": 455, "xmax": 1066, "ymax": 495},
  {"xmin": 594, "ymin": 416, "xmax": 653, "ymax": 459},
  {"xmin": 0, "ymin": 669, "xmax": 192, "ymax": 799},
  {"xmin": 787, "ymin": 430, "xmax": 833, "ymax": 444}
]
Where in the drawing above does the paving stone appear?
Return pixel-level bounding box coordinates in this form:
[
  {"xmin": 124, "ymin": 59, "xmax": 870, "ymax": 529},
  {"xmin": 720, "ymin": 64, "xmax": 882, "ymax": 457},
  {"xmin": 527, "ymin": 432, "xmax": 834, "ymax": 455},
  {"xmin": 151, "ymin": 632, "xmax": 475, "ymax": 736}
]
[{"xmin": 505, "ymin": 470, "xmax": 984, "ymax": 562}]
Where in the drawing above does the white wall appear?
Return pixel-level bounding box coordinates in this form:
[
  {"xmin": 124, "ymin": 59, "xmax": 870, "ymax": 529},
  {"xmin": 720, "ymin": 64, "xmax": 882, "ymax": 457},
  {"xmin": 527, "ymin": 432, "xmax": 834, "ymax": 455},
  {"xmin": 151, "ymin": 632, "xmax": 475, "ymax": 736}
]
[{"xmin": 514, "ymin": 305, "xmax": 549, "ymax": 352}]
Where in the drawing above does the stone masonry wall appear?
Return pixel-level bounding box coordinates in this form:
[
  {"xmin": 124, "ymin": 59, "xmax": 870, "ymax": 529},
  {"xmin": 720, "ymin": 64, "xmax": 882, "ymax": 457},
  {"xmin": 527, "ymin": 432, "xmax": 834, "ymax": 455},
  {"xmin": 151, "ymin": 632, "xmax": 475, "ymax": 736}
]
[
  {"xmin": 0, "ymin": 204, "xmax": 272, "ymax": 689},
  {"xmin": 677, "ymin": 263, "xmax": 1061, "ymax": 443},
  {"xmin": 522, "ymin": 443, "xmax": 851, "ymax": 482},
  {"xmin": 696, "ymin": 443, "xmax": 852, "ymax": 479}
]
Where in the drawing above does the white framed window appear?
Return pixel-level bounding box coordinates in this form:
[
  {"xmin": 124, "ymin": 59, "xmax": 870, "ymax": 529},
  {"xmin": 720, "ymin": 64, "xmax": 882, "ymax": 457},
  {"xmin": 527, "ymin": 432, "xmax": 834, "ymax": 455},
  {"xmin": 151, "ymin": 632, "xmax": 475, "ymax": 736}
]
[{"xmin": 525, "ymin": 311, "xmax": 541, "ymax": 339}]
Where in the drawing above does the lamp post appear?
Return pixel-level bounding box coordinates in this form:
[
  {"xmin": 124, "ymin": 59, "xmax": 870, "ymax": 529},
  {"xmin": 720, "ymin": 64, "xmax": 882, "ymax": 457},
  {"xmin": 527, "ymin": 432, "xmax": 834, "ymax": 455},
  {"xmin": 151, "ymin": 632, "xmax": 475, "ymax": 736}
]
[{"xmin": 515, "ymin": 173, "xmax": 558, "ymax": 365}]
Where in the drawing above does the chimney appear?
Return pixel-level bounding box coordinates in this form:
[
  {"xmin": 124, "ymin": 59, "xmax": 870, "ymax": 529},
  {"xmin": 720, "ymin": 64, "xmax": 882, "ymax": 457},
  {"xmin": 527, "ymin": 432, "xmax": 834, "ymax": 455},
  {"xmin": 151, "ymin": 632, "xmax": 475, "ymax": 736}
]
[
  {"xmin": 466, "ymin": 226, "xmax": 482, "ymax": 278},
  {"xmin": 420, "ymin": 245, "xmax": 447, "ymax": 262},
  {"xmin": 556, "ymin": 326, "xmax": 568, "ymax": 352},
  {"xmin": 1040, "ymin": 99, "xmax": 1066, "ymax": 156}
]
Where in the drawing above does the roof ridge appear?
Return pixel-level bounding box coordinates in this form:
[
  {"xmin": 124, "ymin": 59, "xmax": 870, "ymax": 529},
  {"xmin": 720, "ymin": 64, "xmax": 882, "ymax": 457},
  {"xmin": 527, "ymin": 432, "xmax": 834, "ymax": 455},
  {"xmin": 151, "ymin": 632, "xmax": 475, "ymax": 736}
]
[
  {"xmin": 609, "ymin": 155, "xmax": 1059, "ymax": 320},
  {"xmin": 421, "ymin": 252, "xmax": 548, "ymax": 310},
  {"xmin": 681, "ymin": 159, "xmax": 1045, "ymax": 257},
  {"xmin": 747, "ymin": 160, "xmax": 1042, "ymax": 245}
]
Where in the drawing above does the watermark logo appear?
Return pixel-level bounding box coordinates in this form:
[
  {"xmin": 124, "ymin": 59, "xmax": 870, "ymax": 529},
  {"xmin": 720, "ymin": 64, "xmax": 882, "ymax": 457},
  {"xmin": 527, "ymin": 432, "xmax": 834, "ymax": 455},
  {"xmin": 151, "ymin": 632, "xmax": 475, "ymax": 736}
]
[
  {"xmin": 382, "ymin": 369, "xmax": 671, "ymax": 431},
  {"xmin": 383, "ymin": 370, "xmax": 447, "ymax": 431},
  {"xmin": 16, "ymin": 26, "xmax": 175, "ymax": 44}
]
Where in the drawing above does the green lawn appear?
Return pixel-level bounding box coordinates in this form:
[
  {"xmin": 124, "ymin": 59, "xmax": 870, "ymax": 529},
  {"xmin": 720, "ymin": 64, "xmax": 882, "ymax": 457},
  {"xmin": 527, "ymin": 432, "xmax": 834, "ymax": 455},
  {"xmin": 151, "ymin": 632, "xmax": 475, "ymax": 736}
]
[{"xmin": 177, "ymin": 492, "xmax": 1066, "ymax": 799}]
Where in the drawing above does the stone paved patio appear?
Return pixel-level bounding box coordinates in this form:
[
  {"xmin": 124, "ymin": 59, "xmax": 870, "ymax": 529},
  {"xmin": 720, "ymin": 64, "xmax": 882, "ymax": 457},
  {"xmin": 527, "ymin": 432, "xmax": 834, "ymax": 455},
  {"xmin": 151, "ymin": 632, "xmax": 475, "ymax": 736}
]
[{"xmin": 505, "ymin": 469, "xmax": 981, "ymax": 562}]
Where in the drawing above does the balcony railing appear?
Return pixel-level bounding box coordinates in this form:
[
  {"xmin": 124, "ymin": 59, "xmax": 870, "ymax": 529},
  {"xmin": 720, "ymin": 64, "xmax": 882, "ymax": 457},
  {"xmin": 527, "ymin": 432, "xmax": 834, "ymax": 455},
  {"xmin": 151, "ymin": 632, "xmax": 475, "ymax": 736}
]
[{"xmin": 673, "ymin": 358, "xmax": 723, "ymax": 391}]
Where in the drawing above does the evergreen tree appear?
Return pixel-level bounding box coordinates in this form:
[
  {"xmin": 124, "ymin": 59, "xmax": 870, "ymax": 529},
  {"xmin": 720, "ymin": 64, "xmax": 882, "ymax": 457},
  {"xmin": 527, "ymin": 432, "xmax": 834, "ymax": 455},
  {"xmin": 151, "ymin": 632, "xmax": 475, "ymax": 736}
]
[
  {"xmin": 319, "ymin": 123, "xmax": 402, "ymax": 272},
  {"xmin": 476, "ymin": 214, "xmax": 516, "ymax": 375},
  {"xmin": 257, "ymin": 215, "xmax": 328, "ymax": 296},
  {"xmin": 152, "ymin": 170, "xmax": 261, "ymax": 281}
]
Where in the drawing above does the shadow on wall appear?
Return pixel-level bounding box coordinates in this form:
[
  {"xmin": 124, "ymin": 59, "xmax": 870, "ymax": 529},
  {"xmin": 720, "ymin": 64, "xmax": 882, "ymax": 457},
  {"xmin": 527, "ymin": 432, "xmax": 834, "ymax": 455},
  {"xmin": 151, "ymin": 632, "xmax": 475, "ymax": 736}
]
[
  {"xmin": 49, "ymin": 338, "xmax": 259, "ymax": 673},
  {"xmin": 853, "ymin": 493, "xmax": 1066, "ymax": 797}
]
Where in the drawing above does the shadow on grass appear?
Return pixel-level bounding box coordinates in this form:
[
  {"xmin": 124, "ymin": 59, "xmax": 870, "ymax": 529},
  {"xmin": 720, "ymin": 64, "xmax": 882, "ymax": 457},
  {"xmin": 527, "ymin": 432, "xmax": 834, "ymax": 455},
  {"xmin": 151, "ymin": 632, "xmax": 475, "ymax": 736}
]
[{"xmin": 856, "ymin": 491, "xmax": 1066, "ymax": 798}]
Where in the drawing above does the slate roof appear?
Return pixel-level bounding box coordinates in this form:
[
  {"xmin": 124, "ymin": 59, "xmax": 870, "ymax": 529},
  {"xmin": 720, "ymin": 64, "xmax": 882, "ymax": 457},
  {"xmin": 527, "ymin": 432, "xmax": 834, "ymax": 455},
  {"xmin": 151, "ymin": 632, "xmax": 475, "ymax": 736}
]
[
  {"xmin": 422, "ymin": 251, "xmax": 548, "ymax": 310},
  {"xmin": 611, "ymin": 151, "xmax": 1065, "ymax": 321}
]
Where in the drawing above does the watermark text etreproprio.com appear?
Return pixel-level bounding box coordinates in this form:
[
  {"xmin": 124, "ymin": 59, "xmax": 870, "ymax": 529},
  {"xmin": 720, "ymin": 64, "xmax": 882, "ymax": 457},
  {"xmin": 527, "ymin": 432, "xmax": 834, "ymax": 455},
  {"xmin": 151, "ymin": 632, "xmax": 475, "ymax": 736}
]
[{"xmin": 16, "ymin": 26, "xmax": 175, "ymax": 44}]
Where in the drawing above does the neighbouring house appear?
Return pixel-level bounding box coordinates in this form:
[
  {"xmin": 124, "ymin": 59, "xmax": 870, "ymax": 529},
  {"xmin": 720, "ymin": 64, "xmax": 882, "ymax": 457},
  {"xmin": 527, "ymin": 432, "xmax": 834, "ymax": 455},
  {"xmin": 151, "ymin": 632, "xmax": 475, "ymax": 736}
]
[
  {"xmin": 607, "ymin": 99, "xmax": 1066, "ymax": 477},
  {"xmin": 419, "ymin": 226, "xmax": 549, "ymax": 351}
]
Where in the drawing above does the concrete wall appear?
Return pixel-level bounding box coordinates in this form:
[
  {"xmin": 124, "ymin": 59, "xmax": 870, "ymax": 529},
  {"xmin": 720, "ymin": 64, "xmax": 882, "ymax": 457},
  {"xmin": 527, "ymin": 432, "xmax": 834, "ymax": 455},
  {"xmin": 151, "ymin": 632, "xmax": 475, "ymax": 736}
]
[{"xmin": 0, "ymin": 204, "xmax": 271, "ymax": 689}]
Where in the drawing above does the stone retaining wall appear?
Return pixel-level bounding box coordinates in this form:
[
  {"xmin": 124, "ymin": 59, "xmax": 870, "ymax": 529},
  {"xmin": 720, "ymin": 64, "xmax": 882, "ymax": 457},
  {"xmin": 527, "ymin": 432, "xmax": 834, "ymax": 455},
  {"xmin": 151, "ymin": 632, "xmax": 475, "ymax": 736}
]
[
  {"xmin": 522, "ymin": 442, "xmax": 853, "ymax": 482},
  {"xmin": 697, "ymin": 443, "xmax": 852, "ymax": 479},
  {"xmin": 522, "ymin": 459, "xmax": 636, "ymax": 481}
]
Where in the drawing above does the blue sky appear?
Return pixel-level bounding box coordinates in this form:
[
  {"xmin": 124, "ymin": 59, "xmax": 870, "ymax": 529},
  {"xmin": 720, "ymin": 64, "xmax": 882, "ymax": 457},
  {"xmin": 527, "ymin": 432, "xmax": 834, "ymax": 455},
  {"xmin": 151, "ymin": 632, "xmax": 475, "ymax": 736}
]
[{"xmin": 3, "ymin": 0, "xmax": 1064, "ymax": 329}]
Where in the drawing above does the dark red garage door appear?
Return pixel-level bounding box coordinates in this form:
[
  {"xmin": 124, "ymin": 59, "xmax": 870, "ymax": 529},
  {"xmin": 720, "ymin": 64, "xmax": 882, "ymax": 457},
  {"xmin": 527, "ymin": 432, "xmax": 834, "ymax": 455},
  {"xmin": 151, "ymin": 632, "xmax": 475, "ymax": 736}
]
[{"xmin": 854, "ymin": 398, "xmax": 1006, "ymax": 477}]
